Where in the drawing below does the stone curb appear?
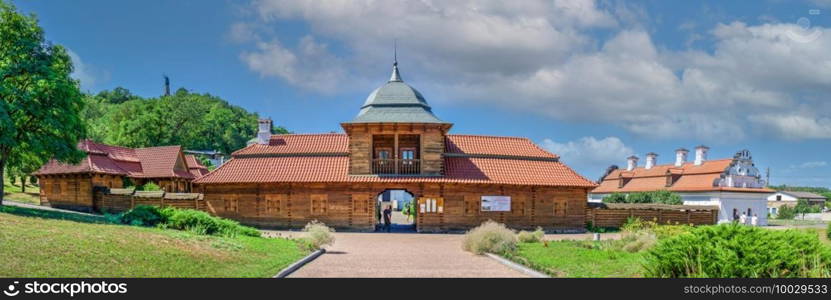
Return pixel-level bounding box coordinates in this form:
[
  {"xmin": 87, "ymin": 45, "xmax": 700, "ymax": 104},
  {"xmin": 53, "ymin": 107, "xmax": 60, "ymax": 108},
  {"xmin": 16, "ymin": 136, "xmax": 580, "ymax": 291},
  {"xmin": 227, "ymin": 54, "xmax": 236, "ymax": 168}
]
[
  {"xmin": 484, "ymin": 253, "xmax": 549, "ymax": 278},
  {"xmin": 274, "ymin": 248, "xmax": 326, "ymax": 278}
]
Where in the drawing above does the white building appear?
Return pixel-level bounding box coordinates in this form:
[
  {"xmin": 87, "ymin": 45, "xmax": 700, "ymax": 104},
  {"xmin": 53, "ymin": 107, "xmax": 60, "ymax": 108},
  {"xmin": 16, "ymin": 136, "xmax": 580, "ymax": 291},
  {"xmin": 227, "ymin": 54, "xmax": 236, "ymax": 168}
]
[
  {"xmin": 590, "ymin": 146, "xmax": 774, "ymax": 225},
  {"xmin": 767, "ymin": 191, "xmax": 828, "ymax": 215}
]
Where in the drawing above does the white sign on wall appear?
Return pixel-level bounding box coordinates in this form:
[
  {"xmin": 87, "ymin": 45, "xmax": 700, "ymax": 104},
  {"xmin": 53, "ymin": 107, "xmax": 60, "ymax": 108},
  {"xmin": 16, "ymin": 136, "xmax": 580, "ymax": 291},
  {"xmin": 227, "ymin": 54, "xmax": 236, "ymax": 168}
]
[{"xmin": 481, "ymin": 196, "xmax": 511, "ymax": 212}]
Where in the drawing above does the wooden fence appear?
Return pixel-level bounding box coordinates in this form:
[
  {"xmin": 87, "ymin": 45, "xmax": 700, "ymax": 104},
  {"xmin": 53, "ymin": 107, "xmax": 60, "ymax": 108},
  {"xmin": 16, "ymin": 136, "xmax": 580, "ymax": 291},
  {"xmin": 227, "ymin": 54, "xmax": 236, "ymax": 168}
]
[
  {"xmin": 585, "ymin": 202, "xmax": 718, "ymax": 228},
  {"xmin": 93, "ymin": 188, "xmax": 205, "ymax": 213}
]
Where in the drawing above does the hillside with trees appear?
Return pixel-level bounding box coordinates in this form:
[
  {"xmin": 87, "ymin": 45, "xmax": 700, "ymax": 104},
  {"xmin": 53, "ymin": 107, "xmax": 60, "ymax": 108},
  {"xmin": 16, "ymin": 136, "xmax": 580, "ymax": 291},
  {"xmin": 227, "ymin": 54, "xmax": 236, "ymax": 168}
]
[{"xmin": 83, "ymin": 87, "xmax": 288, "ymax": 156}]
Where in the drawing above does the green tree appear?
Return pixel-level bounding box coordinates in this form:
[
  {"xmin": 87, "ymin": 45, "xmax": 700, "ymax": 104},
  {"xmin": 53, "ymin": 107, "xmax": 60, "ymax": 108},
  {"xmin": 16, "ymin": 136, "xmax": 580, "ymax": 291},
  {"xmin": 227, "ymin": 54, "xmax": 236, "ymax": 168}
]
[
  {"xmin": 0, "ymin": 1, "xmax": 86, "ymax": 205},
  {"xmin": 95, "ymin": 86, "xmax": 137, "ymax": 104},
  {"xmin": 602, "ymin": 193, "xmax": 628, "ymax": 203},
  {"xmin": 793, "ymin": 199, "xmax": 819, "ymax": 219}
]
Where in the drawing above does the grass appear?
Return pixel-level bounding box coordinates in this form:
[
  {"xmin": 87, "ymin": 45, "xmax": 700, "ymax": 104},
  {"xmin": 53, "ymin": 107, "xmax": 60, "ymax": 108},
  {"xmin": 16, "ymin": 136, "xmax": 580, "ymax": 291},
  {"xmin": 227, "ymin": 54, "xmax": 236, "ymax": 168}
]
[
  {"xmin": 0, "ymin": 206, "xmax": 308, "ymax": 277},
  {"xmin": 3, "ymin": 177, "xmax": 40, "ymax": 205},
  {"xmin": 797, "ymin": 228, "xmax": 831, "ymax": 245},
  {"xmin": 505, "ymin": 241, "xmax": 644, "ymax": 278},
  {"xmin": 768, "ymin": 218, "xmax": 827, "ymax": 227}
]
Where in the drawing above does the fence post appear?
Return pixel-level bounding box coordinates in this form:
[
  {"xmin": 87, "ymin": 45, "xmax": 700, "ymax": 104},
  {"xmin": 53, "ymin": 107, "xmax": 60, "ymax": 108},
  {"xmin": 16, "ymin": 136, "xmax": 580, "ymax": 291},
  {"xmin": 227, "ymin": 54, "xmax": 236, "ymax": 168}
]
[{"xmin": 160, "ymin": 192, "xmax": 165, "ymax": 208}]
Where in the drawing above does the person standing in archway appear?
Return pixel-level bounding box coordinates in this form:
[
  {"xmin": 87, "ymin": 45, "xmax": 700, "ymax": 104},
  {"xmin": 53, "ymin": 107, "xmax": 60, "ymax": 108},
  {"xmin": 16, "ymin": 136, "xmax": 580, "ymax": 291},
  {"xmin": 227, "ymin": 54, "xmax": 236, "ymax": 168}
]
[{"xmin": 383, "ymin": 205, "xmax": 392, "ymax": 232}]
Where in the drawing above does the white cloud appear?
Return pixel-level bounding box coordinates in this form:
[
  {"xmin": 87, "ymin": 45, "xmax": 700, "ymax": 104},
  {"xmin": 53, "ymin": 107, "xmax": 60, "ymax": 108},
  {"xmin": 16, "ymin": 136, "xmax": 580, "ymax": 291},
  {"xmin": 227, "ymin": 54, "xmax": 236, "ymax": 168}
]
[
  {"xmin": 790, "ymin": 161, "xmax": 828, "ymax": 169},
  {"xmin": 240, "ymin": 35, "xmax": 346, "ymax": 92},
  {"xmin": 235, "ymin": 0, "xmax": 831, "ymax": 141},
  {"xmin": 66, "ymin": 48, "xmax": 107, "ymax": 91},
  {"xmin": 540, "ymin": 136, "xmax": 633, "ymax": 178}
]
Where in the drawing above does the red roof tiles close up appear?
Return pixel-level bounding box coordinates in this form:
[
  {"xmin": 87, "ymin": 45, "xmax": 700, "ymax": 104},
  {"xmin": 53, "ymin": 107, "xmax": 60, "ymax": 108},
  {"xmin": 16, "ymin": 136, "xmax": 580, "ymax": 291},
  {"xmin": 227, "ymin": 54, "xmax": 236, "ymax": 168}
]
[{"xmin": 193, "ymin": 134, "xmax": 595, "ymax": 187}]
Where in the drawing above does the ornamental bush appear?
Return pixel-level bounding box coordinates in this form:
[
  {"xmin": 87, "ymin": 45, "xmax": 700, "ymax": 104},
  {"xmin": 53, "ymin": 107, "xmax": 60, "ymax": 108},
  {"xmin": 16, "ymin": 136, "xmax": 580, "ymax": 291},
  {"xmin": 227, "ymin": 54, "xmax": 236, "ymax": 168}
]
[
  {"xmin": 462, "ymin": 220, "xmax": 517, "ymax": 254},
  {"xmin": 517, "ymin": 227, "xmax": 545, "ymax": 243},
  {"xmin": 118, "ymin": 205, "xmax": 166, "ymax": 226},
  {"xmin": 160, "ymin": 207, "xmax": 260, "ymax": 237},
  {"xmin": 302, "ymin": 220, "xmax": 335, "ymax": 249},
  {"xmin": 643, "ymin": 224, "xmax": 831, "ymax": 278}
]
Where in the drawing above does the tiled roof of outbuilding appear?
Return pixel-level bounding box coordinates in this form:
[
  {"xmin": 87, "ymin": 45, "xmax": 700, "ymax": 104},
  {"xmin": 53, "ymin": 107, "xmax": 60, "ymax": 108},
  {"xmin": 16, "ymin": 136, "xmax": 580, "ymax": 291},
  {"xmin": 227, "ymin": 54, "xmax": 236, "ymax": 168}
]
[{"xmin": 33, "ymin": 140, "xmax": 193, "ymax": 179}]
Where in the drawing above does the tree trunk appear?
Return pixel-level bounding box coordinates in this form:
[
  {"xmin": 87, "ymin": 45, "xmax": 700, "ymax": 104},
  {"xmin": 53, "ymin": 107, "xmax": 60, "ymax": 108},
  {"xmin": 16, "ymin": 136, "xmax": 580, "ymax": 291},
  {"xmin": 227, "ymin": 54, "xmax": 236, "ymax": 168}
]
[
  {"xmin": 0, "ymin": 162, "xmax": 5, "ymax": 206},
  {"xmin": 21, "ymin": 176, "xmax": 26, "ymax": 193}
]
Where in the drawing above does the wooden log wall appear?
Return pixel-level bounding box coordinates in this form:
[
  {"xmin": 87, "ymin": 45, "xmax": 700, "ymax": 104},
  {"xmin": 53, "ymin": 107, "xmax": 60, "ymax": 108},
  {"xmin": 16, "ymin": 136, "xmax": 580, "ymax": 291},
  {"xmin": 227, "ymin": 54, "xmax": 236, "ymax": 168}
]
[
  {"xmin": 93, "ymin": 190, "xmax": 205, "ymax": 213},
  {"xmin": 197, "ymin": 182, "xmax": 590, "ymax": 232},
  {"xmin": 585, "ymin": 206, "xmax": 718, "ymax": 228}
]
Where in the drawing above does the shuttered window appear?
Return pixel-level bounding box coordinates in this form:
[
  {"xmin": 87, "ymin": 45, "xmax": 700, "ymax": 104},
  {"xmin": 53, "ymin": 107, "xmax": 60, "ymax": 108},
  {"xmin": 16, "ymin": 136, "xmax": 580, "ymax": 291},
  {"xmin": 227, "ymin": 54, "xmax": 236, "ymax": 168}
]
[
  {"xmin": 265, "ymin": 194, "xmax": 286, "ymax": 215},
  {"xmin": 553, "ymin": 199, "xmax": 568, "ymax": 217},
  {"xmin": 311, "ymin": 194, "xmax": 328, "ymax": 215}
]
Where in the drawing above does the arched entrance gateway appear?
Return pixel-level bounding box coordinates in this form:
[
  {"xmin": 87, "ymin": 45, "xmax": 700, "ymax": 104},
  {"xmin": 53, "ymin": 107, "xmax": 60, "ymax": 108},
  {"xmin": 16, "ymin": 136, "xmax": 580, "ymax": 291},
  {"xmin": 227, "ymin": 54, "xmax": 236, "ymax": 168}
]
[
  {"xmin": 193, "ymin": 56, "xmax": 597, "ymax": 233},
  {"xmin": 375, "ymin": 189, "xmax": 416, "ymax": 232}
]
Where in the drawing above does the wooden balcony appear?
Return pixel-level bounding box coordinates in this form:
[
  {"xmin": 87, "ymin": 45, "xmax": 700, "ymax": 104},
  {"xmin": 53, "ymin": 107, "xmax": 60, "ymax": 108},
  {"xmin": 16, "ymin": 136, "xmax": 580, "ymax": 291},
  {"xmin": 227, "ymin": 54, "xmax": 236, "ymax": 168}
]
[{"xmin": 372, "ymin": 159, "xmax": 420, "ymax": 175}]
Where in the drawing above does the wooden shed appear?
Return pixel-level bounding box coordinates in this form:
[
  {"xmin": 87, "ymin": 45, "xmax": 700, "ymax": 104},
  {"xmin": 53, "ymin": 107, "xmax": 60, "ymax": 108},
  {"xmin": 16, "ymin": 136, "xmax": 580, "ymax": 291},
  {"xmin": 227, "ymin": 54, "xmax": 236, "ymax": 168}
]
[{"xmin": 33, "ymin": 140, "xmax": 198, "ymax": 212}]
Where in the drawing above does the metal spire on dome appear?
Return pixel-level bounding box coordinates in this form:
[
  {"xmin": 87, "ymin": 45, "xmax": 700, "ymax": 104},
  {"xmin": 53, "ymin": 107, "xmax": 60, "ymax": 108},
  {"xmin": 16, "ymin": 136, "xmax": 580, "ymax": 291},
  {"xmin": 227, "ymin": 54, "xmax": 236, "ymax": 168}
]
[{"xmin": 389, "ymin": 40, "xmax": 402, "ymax": 82}]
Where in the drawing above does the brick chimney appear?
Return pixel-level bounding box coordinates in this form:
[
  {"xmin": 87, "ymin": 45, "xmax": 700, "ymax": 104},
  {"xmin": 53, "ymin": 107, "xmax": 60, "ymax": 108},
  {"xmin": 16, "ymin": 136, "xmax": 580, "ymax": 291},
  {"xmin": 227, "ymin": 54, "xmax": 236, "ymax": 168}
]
[
  {"xmin": 694, "ymin": 145, "xmax": 709, "ymax": 166},
  {"xmin": 645, "ymin": 152, "xmax": 658, "ymax": 169},
  {"xmin": 626, "ymin": 155, "xmax": 639, "ymax": 171},
  {"xmin": 257, "ymin": 118, "xmax": 272, "ymax": 145},
  {"xmin": 675, "ymin": 148, "xmax": 689, "ymax": 167}
]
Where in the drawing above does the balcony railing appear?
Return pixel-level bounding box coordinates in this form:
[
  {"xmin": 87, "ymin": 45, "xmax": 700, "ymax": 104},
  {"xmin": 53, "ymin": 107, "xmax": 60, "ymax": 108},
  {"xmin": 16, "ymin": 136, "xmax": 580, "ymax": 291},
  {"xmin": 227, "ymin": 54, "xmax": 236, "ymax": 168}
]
[{"xmin": 372, "ymin": 159, "xmax": 420, "ymax": 175}]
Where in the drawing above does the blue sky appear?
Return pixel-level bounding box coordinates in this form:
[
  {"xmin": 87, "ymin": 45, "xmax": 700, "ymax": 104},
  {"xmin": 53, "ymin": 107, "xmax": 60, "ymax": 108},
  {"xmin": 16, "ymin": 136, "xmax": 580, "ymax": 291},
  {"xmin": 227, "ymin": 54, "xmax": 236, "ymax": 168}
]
[{"xmin": 14, "ymin": 0, "xmax": 831, "ymax": 187}]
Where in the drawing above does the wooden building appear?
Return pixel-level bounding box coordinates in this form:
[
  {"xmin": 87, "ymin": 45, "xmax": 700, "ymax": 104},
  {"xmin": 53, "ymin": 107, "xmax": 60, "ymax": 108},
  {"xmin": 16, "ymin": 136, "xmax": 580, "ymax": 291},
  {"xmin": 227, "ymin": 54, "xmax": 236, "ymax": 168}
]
[
  {"xmin": 33, "ymin": 140, "xmax": 199, "ymax": 212},
  {"xmin": 193, "ymin": 60, "xmax": 596, "ymax": 232}
]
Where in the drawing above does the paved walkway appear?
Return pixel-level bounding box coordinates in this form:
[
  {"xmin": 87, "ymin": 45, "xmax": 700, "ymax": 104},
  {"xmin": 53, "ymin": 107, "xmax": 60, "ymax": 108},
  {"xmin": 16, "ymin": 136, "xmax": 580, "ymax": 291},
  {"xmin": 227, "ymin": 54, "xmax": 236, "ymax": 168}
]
[{"xmin": 286, "ymin": 232, "xmax": 529, "ymax": 278}]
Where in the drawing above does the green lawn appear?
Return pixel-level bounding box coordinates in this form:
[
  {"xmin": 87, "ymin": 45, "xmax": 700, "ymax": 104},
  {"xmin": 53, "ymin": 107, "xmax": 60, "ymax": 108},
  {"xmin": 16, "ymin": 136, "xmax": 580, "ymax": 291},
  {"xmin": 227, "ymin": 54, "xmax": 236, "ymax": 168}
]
[
  {"xmin": 505, "ymin": 241, "xmax": 644, "ymax": 278},
  {"xmin": 0, "ymin": 206, "xmax": 308, "ymax": 277},
  {"xmin": 3, "ymin": 176, "xmax": 41, "ymax": 205},
  {"xmin": 768, "ymin": 218, "xmax": 827, "ymax": 227}
]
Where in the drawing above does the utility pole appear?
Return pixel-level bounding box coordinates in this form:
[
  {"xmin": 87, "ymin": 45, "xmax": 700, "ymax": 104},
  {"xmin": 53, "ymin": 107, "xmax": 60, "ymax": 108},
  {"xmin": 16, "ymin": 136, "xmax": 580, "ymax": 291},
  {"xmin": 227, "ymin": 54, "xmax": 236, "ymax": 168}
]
[{"xmin": 766, "ymin": 167, "xmax": 770, "ymax": 186}]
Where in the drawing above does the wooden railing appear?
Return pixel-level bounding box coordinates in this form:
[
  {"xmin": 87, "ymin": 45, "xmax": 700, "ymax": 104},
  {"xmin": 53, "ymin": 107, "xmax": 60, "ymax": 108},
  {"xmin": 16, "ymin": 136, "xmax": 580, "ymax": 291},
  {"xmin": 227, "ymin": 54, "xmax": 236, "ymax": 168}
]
[{"xmin": 372, "ymin": 159, "xmax": 420, "ymax": 175}]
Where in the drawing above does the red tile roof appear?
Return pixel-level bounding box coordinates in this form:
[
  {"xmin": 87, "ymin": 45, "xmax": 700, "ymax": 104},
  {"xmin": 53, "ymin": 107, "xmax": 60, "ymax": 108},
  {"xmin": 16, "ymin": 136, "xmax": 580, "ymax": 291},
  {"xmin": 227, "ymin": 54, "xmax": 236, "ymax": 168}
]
[
  {"xmin": 34, "ymin": 140, "xmax": 193, "ymax": 179},
  {"xmin": 592, "ymin": 159, "xmax": 773, "ymax": 194},
  {"xmin": 233, "ymin": 134, "xmax": 349, "ymax": 156},
  {"xmin": 193, "ymin": 134, "xmax": 595, "ymax": 187},
  {"xmin": 446, "ymin": 135, "xmax": 558, "ymax": 159},
  {"xmin": 185, "ymin": 155, "xmax": 210, "ymax": 178}
]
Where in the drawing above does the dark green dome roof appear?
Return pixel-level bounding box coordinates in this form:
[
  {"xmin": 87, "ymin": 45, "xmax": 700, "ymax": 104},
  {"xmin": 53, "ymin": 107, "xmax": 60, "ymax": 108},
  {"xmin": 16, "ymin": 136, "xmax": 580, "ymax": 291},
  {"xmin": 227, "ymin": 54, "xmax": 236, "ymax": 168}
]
[{"xmin": 347, "ymin": 62, "xmax": 446, "ymax": 124}]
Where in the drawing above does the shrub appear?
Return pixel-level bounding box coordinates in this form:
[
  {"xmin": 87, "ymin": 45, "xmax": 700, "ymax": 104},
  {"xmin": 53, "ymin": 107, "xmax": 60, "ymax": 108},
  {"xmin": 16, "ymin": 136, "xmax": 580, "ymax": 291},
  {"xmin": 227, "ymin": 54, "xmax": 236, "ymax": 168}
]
[
  {"xmin": 621, "ymin": 231, "xmax": 657, "ymax": 253},
  {"xmin": 302, "ymin": 220, "xmax": 335, "ymax": 249},
  {"xmin": 777, "ymin": 205, "xmax": 796, "ymax": 220},
  {"xmin": 159, "ymin": 207, "xmax": 260, "ymax": 237},
  {"xmin": 621, "ymin": 217, "xmax": 649, "ymax": 233},
  {"xmin": 827, "ymin": 223, "xmax": 831, "ymax": 240},
  {"xmin": 517, "ymin": 227, "xmax": 545, "ymax": 243},
  {"xmin": 602, "ymin": 193, "xmax": 627, "ymax": 203},
  {"xmin": 136, "ymin": 182, "xmax": 162, "ymax": 191},
  {"xmin": 462, "ymin": 220, "xmax": 517, "ymax": 254},
  {"xmin": 602, "ymin": 190, "xmax": 682, "ymax": 205},
  {"xmin": 119, "ymin": 205, "xmax": 166, "ymax": 226},
  {"xmin": 643, "ymin": 224, "xmax": 831, "ymax": 278}
]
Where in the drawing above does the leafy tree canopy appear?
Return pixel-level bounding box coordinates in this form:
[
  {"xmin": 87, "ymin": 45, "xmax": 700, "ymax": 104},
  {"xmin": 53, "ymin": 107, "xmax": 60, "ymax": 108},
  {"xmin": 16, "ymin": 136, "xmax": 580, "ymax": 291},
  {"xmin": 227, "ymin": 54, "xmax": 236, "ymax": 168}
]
[
  {"xmin": 0, "ymin": 0, "xmax": 86, "ymax": 203},
  {"xmin": 83, "ymin": 87, "xmax": 288, "ymax": 155}
]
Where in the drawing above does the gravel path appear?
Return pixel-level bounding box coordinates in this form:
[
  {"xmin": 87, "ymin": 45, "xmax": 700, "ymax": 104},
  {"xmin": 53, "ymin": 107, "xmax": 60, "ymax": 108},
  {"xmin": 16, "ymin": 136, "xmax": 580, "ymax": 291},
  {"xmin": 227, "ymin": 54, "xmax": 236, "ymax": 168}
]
[{"xmin": 286, "ymin": 232, "xmax": 528, "ymax": 278}]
